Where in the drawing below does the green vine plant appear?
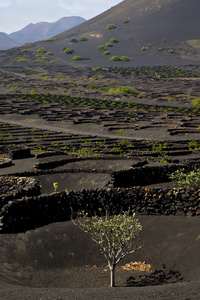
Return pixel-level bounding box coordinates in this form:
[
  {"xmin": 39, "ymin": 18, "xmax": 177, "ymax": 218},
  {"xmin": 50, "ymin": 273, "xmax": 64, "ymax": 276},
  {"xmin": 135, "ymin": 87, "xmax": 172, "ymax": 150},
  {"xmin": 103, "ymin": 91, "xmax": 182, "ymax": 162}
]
[{"xmin": 169, "ymin": 168, "xmax": 200, "ymax": 188}]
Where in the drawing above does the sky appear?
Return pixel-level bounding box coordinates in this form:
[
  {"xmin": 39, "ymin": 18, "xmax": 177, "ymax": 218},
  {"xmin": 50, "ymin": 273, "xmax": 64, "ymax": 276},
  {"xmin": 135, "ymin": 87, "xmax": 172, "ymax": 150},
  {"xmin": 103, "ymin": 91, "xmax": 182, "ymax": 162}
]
[{"xmin": 0, "ymin": 0, "xmax": 123, "ymax": 34}]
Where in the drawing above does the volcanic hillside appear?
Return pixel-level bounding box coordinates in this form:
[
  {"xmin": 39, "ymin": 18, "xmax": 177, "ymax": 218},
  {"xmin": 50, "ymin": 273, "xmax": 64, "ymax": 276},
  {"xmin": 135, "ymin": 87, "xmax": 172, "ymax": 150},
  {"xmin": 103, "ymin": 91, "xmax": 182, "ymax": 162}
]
[{"xmin": 0, "ymin": 0, "xmax": 200, "ymax": 69}]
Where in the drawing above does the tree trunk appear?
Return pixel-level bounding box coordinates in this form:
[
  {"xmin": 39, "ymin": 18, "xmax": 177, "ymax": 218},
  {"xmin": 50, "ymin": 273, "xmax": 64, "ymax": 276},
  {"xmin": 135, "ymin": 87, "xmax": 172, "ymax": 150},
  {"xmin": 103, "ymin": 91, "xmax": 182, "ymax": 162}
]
[{"xmin": 109, "ymin": 264, "xmax": 116, "ymax": 287}]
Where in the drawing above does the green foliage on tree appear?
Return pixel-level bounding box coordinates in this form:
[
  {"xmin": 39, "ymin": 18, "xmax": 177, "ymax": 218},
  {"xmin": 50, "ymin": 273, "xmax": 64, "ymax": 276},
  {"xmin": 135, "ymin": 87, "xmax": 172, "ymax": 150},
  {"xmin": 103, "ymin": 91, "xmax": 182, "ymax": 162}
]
[
  {"xmin": 73, "ymin": 211, "xmax": 142, "ymax": 287},
  {"xmin": 169, "ymin": 168, "xmax": 200, "ymax": 188}
]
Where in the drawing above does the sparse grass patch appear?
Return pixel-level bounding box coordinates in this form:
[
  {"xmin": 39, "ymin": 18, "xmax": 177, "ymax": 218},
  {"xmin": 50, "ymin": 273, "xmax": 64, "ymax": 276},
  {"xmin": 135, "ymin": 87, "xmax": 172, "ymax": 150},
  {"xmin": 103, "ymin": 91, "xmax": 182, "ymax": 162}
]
[
  {"xmin": 187, "ymin": 39, "xmax": 200, "ymax": 49},
  {"xmin": 116, "ymin": 130, "xmax": 125, "ymax": 134}
]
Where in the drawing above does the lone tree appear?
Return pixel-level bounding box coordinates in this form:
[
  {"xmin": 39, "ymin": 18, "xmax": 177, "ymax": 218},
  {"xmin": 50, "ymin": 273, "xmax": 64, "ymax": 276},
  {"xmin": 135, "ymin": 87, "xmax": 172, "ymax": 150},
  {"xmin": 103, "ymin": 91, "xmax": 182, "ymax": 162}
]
[{"xmin": 72, "ymin": 211, "xmax": 142, "ymax": 287}]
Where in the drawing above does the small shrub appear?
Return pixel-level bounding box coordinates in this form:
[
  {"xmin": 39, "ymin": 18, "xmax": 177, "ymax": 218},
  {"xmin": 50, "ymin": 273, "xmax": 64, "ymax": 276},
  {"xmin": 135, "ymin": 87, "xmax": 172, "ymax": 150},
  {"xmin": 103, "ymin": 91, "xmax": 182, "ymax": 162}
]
[
  {"xmin": 34, "ymin": 59, "xmax": 43, "ymax": 62},
  {"xmin": 16, "ymin": 58, "xmax": 29, "ymax": 62},
  {"xmin": 64, "ymin": 48, "xmax": 73, "ymax": 54},
  {"xmin": 72, "ymin": 56, "xmax": 82, "ymax": 61},
  {"xmin": 103, "ymin": 51, "xmax": 110, "ymax": 55},
  {"xmin": 192, "ymin": 97, "xmax": 200, "ymax": 107},
  {"xmin": 106, "ymin": 24, "xmax": 116, "ymax": 30},
  {"xmin": 141, "ymin": 47, "xmax": 148, "ymax": 51},
  {"xmin": 110, "ymin": 38, "xmax": 119, "ymax": 43},
  {"xmin": 78, "ymin": 36, "xmax": 87, "ymax": 41},
  {"xmin": 105, "ymin": 43, "xmax": 113, "ymax": 47},
  {"xmin": 122, "ymin": 20, "xmax": 129, "ymax": 24},
  {"xmin": 97, "ymin": 45, "xmax": 107, "ymax": 51},
  {"xmin": 99, "ymin": 86, "xmax": 110, "ymax": 92},
  {"xmin": 20, "ymin": 49, "xmax": 30, "ymax": 53},
  {"xmin": 168, "ymin": 48, "xmax": 174, "ymax": 54},
  {"xmin": 167, "ymin": 97, "xmax": 176, "ymax": 102},
  {"xmin": 92, "ymin": 67, "xmax": 105, "ymax": 71},
  {"xmin": 24, "ymin": 42, "xmax": 32, "ymax": 45},
  {"xmin": 46, "ymin": 51, "xmax": 53, "ymax": 55},
  {"xmin": 110, "ymin": 56, "xmax": 121, "ymax": 61},
  {"xmin": 50, "ymin": 60, "xmax": 58, "ymax": 63},
  {"xmin": 42, "ymin": 38, "xmax": 56, "ymax": 42},
  {"xmin": 169, "ymin": 168, "xmax": 200, "ymax": 188},
  {"xmin": 109, "ymin": 86, "xmax": 139, "ymax": 95},
  {"xmin": 86, "ymin": 84, "xmax": 98, "ymax": 90},
  {"xmin": 120, "ymin": 56, "xmax": 130, "ymax": 61},
  {"xmin": 137, "ymin": 91, "xmax": 147, "ymax": 99},
  {"xmin": 37, "ymin": 47, "xmax": 46, "ymax": 53},
  {"xmin": 33, "ymin": 53, "xmax": 42, "ymax": 57}
]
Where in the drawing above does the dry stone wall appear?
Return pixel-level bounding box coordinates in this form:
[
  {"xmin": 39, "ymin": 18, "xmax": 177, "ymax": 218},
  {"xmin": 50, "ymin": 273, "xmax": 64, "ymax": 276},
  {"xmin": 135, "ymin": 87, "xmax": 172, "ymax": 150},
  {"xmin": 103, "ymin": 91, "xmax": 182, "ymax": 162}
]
[{"xmin": 1, "ymin": 185, "xmax": 200, "ymax": 233}]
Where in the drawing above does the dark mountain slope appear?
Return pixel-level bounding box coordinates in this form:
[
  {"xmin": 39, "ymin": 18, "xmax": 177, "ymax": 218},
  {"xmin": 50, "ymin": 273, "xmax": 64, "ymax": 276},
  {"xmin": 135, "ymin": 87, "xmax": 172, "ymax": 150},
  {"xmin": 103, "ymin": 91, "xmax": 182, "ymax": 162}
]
[{"xmin": 1, "ymin": 0, "xmax": 200, "ymax": 68}]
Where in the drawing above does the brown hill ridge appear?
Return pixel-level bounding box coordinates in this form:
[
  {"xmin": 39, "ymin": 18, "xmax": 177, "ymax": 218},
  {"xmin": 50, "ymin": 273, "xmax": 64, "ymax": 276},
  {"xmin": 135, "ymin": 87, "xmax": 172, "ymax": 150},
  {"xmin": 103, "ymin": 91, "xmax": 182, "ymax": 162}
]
[
  {"xmin": 0, "ymin": 0, "xmax": 200, "ymax": 69},
  {"xmin": 0, "ymin": 16, "xmax": 86, "ymax": 51}
]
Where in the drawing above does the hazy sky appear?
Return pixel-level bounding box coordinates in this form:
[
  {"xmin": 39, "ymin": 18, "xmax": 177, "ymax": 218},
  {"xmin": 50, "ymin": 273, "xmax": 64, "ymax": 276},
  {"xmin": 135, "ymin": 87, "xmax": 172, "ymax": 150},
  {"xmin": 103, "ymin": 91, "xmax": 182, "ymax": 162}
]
[{"xmin": 0, "ymin": 0, "xmax": 123, "ymax": 34}]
